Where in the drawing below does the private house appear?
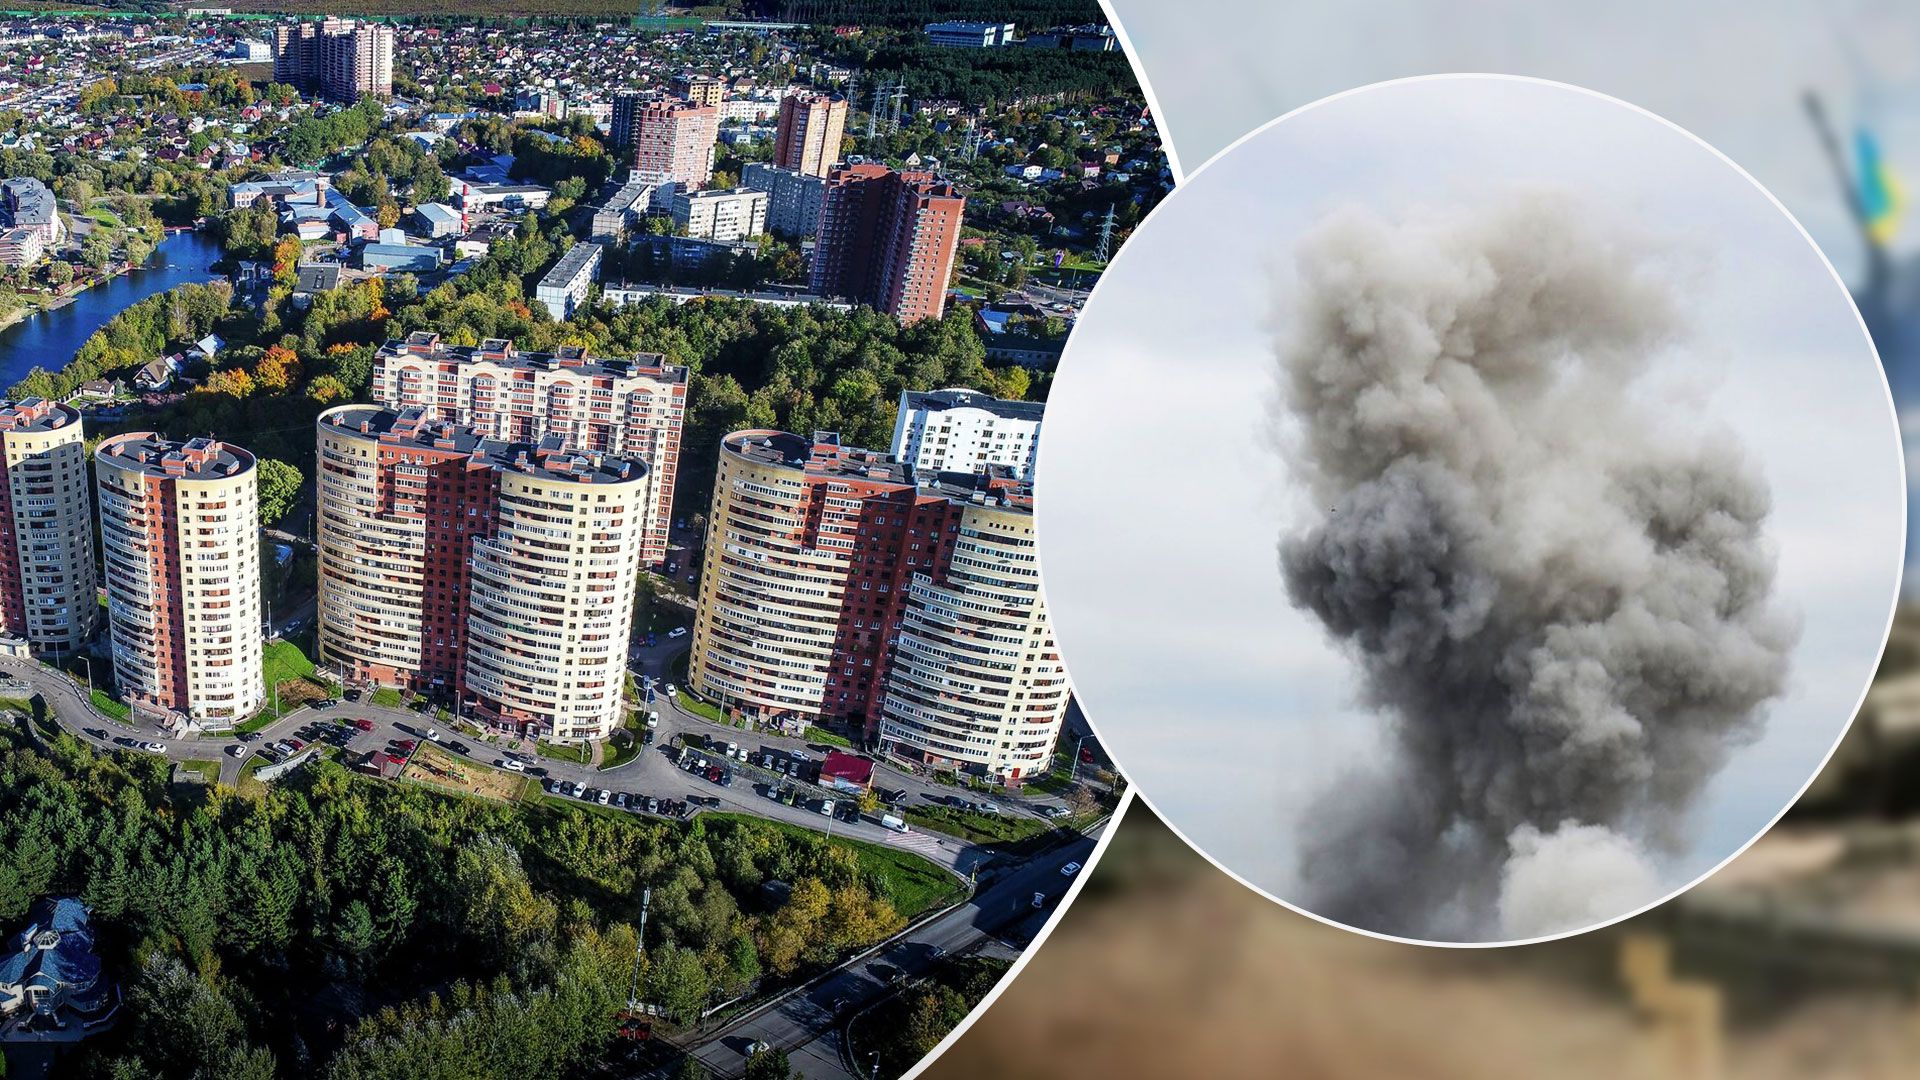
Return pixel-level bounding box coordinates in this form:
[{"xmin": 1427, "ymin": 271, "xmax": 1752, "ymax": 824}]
[{"xmin": 0, "ymin": 898, "xmax": 116, "ymax": 1039}]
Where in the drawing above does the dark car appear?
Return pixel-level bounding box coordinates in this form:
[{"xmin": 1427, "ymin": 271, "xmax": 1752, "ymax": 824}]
[
  {"xmin": 343, "ymin": 688, "xmax": 362, "ymax": 702},
  {"xmin": 448, "ymin": 740, "xmax": 469, "ymax": 754}
]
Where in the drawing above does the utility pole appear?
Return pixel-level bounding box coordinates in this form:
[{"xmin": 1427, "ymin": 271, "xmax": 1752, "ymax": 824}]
[{"xmin": 626, "ymin": 885, "xmax": 651, "ymax": 1011}]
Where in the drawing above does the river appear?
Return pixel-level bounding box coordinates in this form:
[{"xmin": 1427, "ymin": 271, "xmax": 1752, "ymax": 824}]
[{"xmin": 0, "ymin": 228, "xmax": 224, "ymax": 389}]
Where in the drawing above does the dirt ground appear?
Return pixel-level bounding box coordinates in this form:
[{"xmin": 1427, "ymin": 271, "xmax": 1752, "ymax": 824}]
[
  {"xmin": 400, "ymin": 741, "xmax": 526, "ymax": 801},
  {"xmin": 927, "ymin": 811, "xmax": 1920, "ymax": 1080}
]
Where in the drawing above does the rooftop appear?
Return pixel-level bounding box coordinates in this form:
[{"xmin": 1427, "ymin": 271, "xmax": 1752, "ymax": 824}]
[
  {"xmin": 539, "ymin": 240, "xmax": 602, "ymax": 285},
  {"xmin": 723, "ymin": 428, "xmax": 1033, "ymax": 512},
  {"xmin": 903, "ymin": 387, "xmax": 1046, "ymax": 422},
  {"xmin": 322, "ymin": 405, "xmax": 648, "ymax": 486},
  {"xmin": 96, "ymin": 432, "xmax": 254, "ymax": 480},
  {"xmin": 0, "ymin": 397, "xmax": 79, "ymax": 434},
  {"xmin": 383, "ymin": 333, "xmax": 684, "ymax": 383}
]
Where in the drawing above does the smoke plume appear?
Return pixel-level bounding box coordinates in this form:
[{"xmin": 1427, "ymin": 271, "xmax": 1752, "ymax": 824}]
[{"xmin": 1274, "ymin": 196, "xmax": 1798, "ymax": 942}]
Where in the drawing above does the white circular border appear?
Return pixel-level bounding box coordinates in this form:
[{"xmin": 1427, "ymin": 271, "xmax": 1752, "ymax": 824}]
[{"xmin": 1030, "ymin": 72, "xmax": 1908, "ymax": 950}]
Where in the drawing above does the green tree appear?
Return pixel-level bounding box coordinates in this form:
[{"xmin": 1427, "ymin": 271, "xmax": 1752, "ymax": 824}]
[
  {"xmin": 743, "ymin": 1047, "xmax": 794, "ymax": 1080},
  {"xmin": 255, "ymin": 458, "xmax": 303, "ymax": 527}
]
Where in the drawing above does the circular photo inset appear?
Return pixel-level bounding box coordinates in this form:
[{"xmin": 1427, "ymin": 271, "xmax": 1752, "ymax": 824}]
[{"xmin": 1036, "ymin": 75, "xmax": 1905, "ymax": 945}]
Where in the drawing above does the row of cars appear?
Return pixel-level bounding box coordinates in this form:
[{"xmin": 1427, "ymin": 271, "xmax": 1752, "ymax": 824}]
[{"xmin": 541, "ymin": 777, "xmax": 692, "ymax": 819}]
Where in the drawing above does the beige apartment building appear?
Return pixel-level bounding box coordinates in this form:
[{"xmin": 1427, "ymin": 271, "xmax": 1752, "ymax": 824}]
[
  {"xmin": 96, "ymin": 434, "xmax": 263, "ymax": 730},
  {"xmin": 876, "ymin": 493, "xmax": 1068, "ymax": 779},
  {"xmin": 316, "ymin": 406, "xmax": 651, "ymax": 740},
  {"xmin": 0, "ymin": 399, "xmax": 97, "ymax": 656},
  {"xmin": 371, "ymin": 333, "xmax": 686, "ymax": 565}
]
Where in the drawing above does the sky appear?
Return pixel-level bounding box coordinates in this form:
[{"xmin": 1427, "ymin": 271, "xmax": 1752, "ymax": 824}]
[{"xmin": 1035, "ymin": 76, "xmax": 1905, "ymax": 932}]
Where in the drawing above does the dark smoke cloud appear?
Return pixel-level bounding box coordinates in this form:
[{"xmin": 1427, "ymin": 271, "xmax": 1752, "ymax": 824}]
[{"xmin": 1273, "ymin": 196, "xmax": 1799, "ymax": 941}]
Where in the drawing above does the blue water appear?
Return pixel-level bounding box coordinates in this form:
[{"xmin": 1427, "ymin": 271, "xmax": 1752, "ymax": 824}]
[{"xmin": 0, "ymin": 229, "xmax": 223, "ymax": 387}]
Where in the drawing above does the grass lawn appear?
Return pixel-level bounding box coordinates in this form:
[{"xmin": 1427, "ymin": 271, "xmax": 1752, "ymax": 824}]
[
  {"xmin": 173, "ymin": 759, "xmax": 220, "ymax": 786},
  {"xmin": 904, "ymin": 804, "xmax": 1051, "ymax": 846},
  {"xmin": 536, "ymin": 738, "xmax": 590, "ymax": 765},
  {"xmin": 370, "ymin": 687, "xmax": 405, "ymax": 708},
  {"xmin": 677, "ymin": 693, "xmax": 723, "ymax": 723},
  {"xmin": 262, "ymin": 638, "xmax": 317, "ymax": 686},
  {"xmin": 804, "ymin": 725, "xmax": 853, "ymax": 749},
  {"xmin": 704, "ymin": 812, "xmax": 963, "ymax": 919},
  {"xmin": 1022, "ymin": 764, "xmax": 1078, "ymax": 797},
  {"xmin": 89, "ymin": 688, "xmax": 130, "ymax": 721}
]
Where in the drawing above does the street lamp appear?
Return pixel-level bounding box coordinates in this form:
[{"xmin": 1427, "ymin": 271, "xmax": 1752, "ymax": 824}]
[{"xmin": 1069, "ymin": 734, "xmax": 1094, "ymax": 783}]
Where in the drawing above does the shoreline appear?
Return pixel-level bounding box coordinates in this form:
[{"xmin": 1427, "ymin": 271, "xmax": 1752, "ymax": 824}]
[{"xmin": 0, "ymin": 228, "xmax": 211, "ymax": 338}]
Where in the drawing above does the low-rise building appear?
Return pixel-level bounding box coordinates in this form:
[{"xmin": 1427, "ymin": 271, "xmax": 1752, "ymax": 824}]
[
  {"xmin": 533, "ymin": 240, "xmax": 601, "ymax": 321},
  {"xmin": 670, "ymin": 186, "xmax": 768, "ymax": 242},
  {"xmin": 412, "ymin": 202, "xmax": 463, "ymax": 238},
  {"xmin": 0, "ymin": 898, "xmax": 116, "ymax": 1038}
]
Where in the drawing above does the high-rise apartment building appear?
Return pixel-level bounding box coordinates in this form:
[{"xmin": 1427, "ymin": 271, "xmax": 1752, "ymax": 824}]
[
  {"xmin": 742, "ymin": 162, "xmax": 827, "ymax": 239},
  {"xmin": 0, "ymin": 399, "xmax": 96, "ymax": 656},
  {"xmin": 891, "ymin": 388, "xmax": 1043, "ymax": 480},
  {"xmin": 875, "ymin": 485, "xmax": 1065, "ymax": 779},
  {"xmin": 271, "ymin": 18, "xmax": 393, "ymax": 102},
  {"xmin": 671, "ymin": 73, "xmax": 726, "ymax": 108},
  {"xmin": 772, "ymin": 91, "xmax": 848, "ymax": 178},
  {"xmin": 96, "ymin": 434, "xmax": 263, "ymax": 730},
  {"xmin": 315, "ymin": 406, "xmax": 651, "ymax": 740},
  {"xmin": 688, "ymin": 429, "xmax": 1065, "ymax": 777},
  {"xmin": 372, "ymin": 333, "xmax": 686, "ymax": 565},
  {"xmin": 811, "ymin": 164, "xmax": 964, "ymax": 323},
  {"xmin": 611, "ymin": 94, "xmax": 718, "ymax": 189}
]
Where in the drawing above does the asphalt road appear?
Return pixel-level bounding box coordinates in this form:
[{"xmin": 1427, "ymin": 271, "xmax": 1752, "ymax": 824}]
[{"xmin": 658, "ymin": 823, "xmax": 1104, "ymax": 1080}]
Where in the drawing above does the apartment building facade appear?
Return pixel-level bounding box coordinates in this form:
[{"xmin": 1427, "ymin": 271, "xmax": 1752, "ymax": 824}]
[
  {"xmin": 891, "ymin": 388, "xmax": 1043, "ymax": 479},
  {"xmin": 743, "ymin": 162, "xmax": 827, "ymax": 239},
  {"xmin": 96, "ymin": 434, "xmax": 263, "ymax": 730},
  {"xmin": 811, "ymin": 164, "xmax": 964, "ymax": 323},
  {"xmin": 533, "ymin": 240, "xmax": 602, "ymax": 322},
  {"xmin": 689, "ymin": 429, "xmax": 1064, "ymax": 777},
  {"xmin": 271, "ymin": 18, "xmax": 393, "ymax": 102},
  {"xmin": 612, "ymin": 94, "xmax": 719, "ymax": 188},
  {"xmin": 772, "ymin": 91, "xmax": 848, "ymax": 178},
  {"xmin": 372, "ymin": 333, "xmax": 686, "ymax": 565},
  {"xmin": 670, "ymin": 187, "xmax": 768, "ymax": 241},
  {"xmin": 316, "ymin": 406, "xmax": 649, "ymax": 740},
  {"xmin": 0, "ymin": 400, "xmax": 96, "ymax": 656}
]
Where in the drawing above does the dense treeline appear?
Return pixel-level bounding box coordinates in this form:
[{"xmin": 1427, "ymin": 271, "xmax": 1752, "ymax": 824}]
[
  {"xmin": 824, "ymin": 37, "xmax": 1140, "ymax": 105},
  {"xmin": 282, "ymin": 99, "xmax": 387, "ymax": 166},
  {"xmin": 769, "ymin": 0, "xmax": 1101, "ymax": 30},
  {"xmin": 0, "ymin": 721, "xmax": 934, "ymax": 1078}
]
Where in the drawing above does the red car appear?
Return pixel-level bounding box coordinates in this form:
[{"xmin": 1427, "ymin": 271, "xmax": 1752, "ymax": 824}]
[
  {"xmin": 396, "ymin": 740, "xmax": 417, "ymax": 752},
  {"xmin": 353, "ymin": 718, "xmax": 374, "ymax": 732}
]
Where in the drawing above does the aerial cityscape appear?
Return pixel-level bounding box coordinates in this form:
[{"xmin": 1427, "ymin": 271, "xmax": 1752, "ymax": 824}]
[{"xmin": 0, "ymin": 5, "xmax": 1160, "ymax": 1078}]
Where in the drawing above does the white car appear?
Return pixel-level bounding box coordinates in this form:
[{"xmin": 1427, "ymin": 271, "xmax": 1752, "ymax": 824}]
[
  {"xmin": 496, "ymin": 758, "xmax": 527, "ymax": 772},
  {"xmin": 819, "ymin": 799, "xmax": 836, "ymax": 817},
  {"xmin": 141, "ymin": 741, "xmax": 166, "ymax": 754},
  {"xmin": 1061, "ymin": 862, "xmax": 1082, "ymax": 877},
  {"xmin": 570, "ymin": 781, "xmax": 587, "ymax": 798},
  {"xmin": 668, "ymin": 626, "xmax": 688, "ymax": 638},
  {"xmin": 425, "ymin": 728, "xmax": 440, "ymax": 742},
  {"xmin": 646, "ymin": 712, "xmax": 660, "ymax": 728},
  {"xmin": 665, "ymin": 684, "xmax": 678, "ymax": 696},
  {"xmin": 596, "ymin": 789, "xmax": 611, "ymax": 806}
]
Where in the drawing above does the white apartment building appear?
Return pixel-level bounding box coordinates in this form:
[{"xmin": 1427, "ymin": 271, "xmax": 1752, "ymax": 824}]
[
  {"xmin": 533, "ymin": 240, "xmax": 602, "ymax": 321},
  {"xmin": 670, "ymin": 187, "xmax": 769, "ymax": 242},
  {"xmin": 891, "ymin": 388, "xmax": 1044, "ymax": 480}
]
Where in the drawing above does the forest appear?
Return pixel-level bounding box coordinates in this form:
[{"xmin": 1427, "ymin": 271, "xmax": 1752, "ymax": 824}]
[
  {"xmin": 820, "ymin": 34, "xmax": 1140, "ymax": 105},
  {"xmin": 0, "ymin": 717, "xmax": 950, "ymax": 1078}
]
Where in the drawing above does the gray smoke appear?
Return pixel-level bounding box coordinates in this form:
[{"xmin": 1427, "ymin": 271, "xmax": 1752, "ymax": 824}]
[{"xmin": 1274, "ymin": 196, "xmax": 1799, "ymax": 942}]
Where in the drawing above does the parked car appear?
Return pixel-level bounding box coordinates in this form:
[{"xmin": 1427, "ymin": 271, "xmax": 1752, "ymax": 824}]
[
  {"xmin": 425, "ymin": 728, "xmax": 440, "ymax": 742},
  {"xmin": 141, "ymin": 741, "xmax": 166, "ymax": 754},
  {"xmin": 818, "ymin": 799, "xmax": 836, "ymax": 817},
  {"xmin": 1032, "ymin": 892, "xmax": 1047, "ymax": 909},
  {"xmin": 569, "ymin": 781, "xmax": 587, "ymax": 798},
  {"xmin": 1061, "ymin": 862, "xmax": 1082, "ymax": 877},
  {"xmin": 344, "ymin": 688, "xmax": 362, "ymax": 702},
  {"xmin": 613, "ymin": 792, "xmax": 629, "ymax": 809},
  {"xmin": 395, "ymin": 740, "xmax": 416, "ymax": 753},
  {"xmin": 496, "ymin": 757, "xmax": 526, "ymax": 772},
  {"xmin": 448, "ymin": 740, "xmax": 469, "ymax": 754},
  {"xmin": 596, "ymin": 789, "xmax": 611, "ymax": 806},
  {"xmin": 644, "ymin": 796, "xmax": 659, "ymax": 814},
  {"xmin": 640, "ymin": 730, "xmax": 654, "ymax": 746},
  {"xmin": 227, "ymin": 744, "xmax": 248, "ymax": 758},
  {"xmin": 352, "ymin": 718, "xmax": 375, "ymax": 732},
  {"xmin": 668, "ymin": 626, "xmax": 687, "ymax": 638}
]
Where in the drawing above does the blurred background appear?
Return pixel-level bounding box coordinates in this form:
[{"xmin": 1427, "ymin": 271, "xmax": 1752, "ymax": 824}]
[{"xmin": 925, "ymin": 3, "xmax": 1920, "ymax": 1077}]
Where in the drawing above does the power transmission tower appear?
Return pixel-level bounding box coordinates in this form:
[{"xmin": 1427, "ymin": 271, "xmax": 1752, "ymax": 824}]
[{"xmin": 1094, "ymin": 203, "xmax": 1117, "ymax": 263}]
